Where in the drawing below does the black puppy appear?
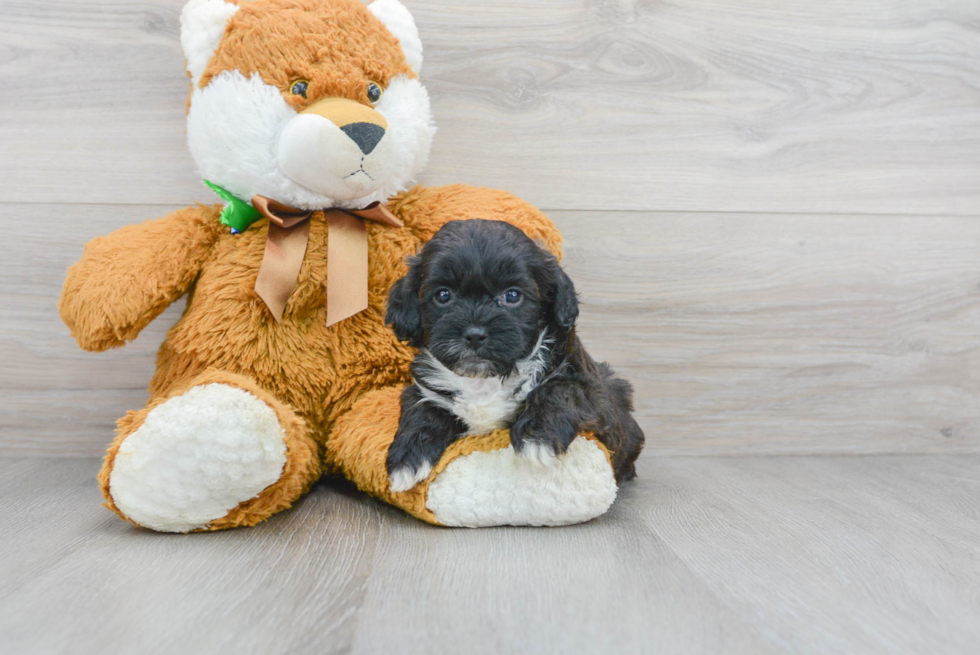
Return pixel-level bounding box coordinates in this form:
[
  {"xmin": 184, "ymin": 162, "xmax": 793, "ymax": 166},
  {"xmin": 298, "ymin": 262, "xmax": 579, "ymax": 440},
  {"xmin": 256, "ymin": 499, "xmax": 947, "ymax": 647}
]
[{"xmin": 384, "ymin": 219, "xmax": 644, "ymax": 492}]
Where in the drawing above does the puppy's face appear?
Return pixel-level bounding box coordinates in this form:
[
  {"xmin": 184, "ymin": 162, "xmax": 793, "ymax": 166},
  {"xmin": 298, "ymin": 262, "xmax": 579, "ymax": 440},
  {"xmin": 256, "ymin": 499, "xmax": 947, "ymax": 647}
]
[{"xmin": 387, "ymin": 220, "xmax": 579, "ymax": 377}]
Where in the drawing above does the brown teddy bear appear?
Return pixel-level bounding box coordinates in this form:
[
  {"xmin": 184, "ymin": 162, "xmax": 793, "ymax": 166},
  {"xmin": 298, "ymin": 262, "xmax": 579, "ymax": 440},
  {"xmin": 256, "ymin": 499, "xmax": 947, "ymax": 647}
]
[{"xmin": 59, "ymin": 0, "xmax": 620, "ymax": 532}]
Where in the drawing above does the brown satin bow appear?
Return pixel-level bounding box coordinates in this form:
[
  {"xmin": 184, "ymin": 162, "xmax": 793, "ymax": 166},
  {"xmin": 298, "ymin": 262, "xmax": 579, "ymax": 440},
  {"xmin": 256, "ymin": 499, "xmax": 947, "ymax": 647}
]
[{"xmin": 251, "ymin": 195, "xmax": 404, "ymax": 327}]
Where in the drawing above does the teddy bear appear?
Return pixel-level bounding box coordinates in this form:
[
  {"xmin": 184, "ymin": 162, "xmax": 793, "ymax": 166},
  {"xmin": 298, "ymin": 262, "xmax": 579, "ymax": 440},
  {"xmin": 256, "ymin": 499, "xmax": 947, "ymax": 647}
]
[{"xmin": 58, "ymin": 0, "xmax": 620, "ymax": 532}]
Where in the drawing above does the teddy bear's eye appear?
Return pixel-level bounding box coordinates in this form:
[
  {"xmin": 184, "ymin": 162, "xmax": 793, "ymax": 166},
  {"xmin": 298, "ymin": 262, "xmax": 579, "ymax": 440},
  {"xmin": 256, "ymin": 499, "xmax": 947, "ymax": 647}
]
[
  {"xmin": 290, "ymin": 80, "xmax": 309, "ymax": 98},
  {"xmin": 367, "ymin": 82, "xmax": 383, "ymax": 103}
]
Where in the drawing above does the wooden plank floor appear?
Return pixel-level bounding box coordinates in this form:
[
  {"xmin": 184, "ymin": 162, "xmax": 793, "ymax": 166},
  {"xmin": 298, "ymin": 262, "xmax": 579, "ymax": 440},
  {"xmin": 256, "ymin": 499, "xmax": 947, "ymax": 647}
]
[{"xmin": 2, "ymin": 454, "xmax": 979, "ymax": 655}]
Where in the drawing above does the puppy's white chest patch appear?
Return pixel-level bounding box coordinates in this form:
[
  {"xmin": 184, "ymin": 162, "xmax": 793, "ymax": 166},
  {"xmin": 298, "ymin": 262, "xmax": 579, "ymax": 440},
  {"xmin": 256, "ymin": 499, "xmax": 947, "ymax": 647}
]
[
  {"xmin": 446, "ymin": 376, "xmax": 523, "ymax": 435},
  {"xmin": 414, "ymin": 334, "xmax": 550, "ymax": 436}
]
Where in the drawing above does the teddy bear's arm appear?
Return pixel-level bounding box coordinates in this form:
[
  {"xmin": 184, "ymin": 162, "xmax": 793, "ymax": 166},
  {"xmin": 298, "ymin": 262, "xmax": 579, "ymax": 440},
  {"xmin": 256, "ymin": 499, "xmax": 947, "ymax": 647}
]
[
  {"xmin": 394, "ymin": 184, "xmax": 565, "ymax": 259},
  {"xmin": 59, "ymin": 205, "xmax": 224, "ymax": 351}
]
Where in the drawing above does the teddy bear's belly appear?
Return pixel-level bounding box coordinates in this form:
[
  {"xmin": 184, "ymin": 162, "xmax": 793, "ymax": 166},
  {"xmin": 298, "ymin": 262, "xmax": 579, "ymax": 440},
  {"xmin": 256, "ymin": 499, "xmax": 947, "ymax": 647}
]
[{"xmin": 151, "ymin": 280, "xmax": 413, "ymax": 432}]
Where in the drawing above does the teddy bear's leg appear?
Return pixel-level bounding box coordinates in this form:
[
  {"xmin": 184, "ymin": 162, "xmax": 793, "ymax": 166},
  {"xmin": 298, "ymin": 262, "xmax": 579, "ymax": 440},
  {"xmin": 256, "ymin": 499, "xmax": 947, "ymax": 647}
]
[
  {"xmin": 99, "ymin": 370, "xmax": 320, "ymax": 532},
  {"xmin": 327, "ymin": 386, "xmax": 619, "ymax": 527}
]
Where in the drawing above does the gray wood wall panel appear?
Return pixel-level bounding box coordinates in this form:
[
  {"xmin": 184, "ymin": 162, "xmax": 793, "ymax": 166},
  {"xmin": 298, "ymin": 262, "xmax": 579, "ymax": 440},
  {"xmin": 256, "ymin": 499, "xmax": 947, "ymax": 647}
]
[
  {"xmin": 565, "ymin": 210, "xmax": 980, "ymax": 454},
  {"xmin": 3, "ymin": 203, "xmax": 978, "ymax": 456},
  {"xmin": 1, "ymin": 0, "xmax": 978, "ymax": 456},
  {"xmin": 0, "ymin": 0, "xmax": 978, "ymax": 213}
]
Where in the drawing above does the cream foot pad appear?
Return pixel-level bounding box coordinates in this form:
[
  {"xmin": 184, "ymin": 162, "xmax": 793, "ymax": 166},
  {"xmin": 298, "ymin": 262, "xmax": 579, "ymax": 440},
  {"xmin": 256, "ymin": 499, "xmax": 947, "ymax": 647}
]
[
  {"xmin": 426, "ymin": 436, "xmax": 618, "ymax": 528},
  {"xmin": 109, "ymin": 384, "xmax": 287, "ymax": 532}
]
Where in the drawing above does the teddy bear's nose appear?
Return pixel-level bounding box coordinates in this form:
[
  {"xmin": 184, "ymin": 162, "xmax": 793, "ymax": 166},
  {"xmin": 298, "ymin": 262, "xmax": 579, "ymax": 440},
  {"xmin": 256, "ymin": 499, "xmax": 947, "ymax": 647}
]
[{"xmin": 340, "ymin": 122, "xmax": 386, "ymax": 155}]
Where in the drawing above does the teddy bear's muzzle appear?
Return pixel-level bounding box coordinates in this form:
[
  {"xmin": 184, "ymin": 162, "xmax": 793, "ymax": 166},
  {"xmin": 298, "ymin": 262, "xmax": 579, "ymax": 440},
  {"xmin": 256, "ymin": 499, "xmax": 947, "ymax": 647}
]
[
  {"xmin": 277, "ymin": 97, "xmax": 395, "ymax": 201},
  {"xmin": 303, "ymin": 96, "xmax": 389, "ymax": 131}
]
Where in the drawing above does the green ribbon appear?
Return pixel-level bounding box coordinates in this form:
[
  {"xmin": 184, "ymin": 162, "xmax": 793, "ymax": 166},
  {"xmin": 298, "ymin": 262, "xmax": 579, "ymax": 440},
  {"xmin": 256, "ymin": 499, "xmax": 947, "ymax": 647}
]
[{"xmin": 204, "ymin": 180, "xmax": 263, "ymax": 233}]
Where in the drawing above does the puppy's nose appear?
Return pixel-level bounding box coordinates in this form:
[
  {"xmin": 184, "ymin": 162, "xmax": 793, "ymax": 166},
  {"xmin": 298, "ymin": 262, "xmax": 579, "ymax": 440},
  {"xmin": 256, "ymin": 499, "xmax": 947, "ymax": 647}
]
[
  {"xmin": 463, "ymin": 326, "xmax": 488, "ymax": 349},
  {"xmin": 340, "ymin": 122, "xmax": 386, "ymax": 155}
]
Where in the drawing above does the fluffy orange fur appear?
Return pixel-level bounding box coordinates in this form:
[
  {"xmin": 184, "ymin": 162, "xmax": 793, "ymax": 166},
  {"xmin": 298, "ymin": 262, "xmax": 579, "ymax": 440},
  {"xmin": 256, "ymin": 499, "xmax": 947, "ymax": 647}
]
[
  {"xmin": 61, "ymin": 185, "xmax": 569, "ymax": 528},
  {"xmin": 199, "ymin": 0, "xmax": 414, "ymax": 111},
  {"xmin": 62, "ymin": 0, "xmax": 616, "ymax": 530},
  {"xmin": 329, "ymin": 385, "xmax": 612, "ymax": 524}
]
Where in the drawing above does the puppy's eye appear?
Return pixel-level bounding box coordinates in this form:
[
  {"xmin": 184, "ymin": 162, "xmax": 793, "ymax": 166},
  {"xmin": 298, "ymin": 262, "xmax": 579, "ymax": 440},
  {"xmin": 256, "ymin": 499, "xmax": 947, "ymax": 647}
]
[
  {"xmin": 434, "ymin": 289, "xmax": 452, "ymax": 304},
  {"xmin": 367, "ymin": 82, "xmax": 383, "ymax": 103},
  {"xmin": 502, "ymin": 289, "xmax": 523, "ymax": 305},
  {"xmin": 290, "ymin": 80, "xmax": 310, "ymax": 98}
]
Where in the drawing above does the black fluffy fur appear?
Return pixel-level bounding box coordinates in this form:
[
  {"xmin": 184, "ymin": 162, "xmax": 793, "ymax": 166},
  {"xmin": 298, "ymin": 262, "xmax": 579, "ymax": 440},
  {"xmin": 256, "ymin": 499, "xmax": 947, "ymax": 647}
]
[{"xmin": 385, "ymin": 219, "xmax": 645, "ymax": 485}]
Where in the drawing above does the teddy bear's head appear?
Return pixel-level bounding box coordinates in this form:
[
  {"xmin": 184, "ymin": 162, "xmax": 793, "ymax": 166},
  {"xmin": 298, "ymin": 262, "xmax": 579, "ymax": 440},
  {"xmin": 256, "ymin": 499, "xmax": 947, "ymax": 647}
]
[{"xmin": 181, "ymin": 0, "xmax": 435, "ymax": 211}]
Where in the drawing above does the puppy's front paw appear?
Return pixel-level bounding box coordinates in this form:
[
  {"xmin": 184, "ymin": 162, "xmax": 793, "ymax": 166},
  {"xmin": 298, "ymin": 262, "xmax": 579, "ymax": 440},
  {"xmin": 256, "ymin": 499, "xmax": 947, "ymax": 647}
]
[
  {"xmin": 387, "ymin": 430, "xmax": 438, "ymax": 493},
  {"xmin": 388, "ymin": 459, "xmax": 434, "ymax": 493},
  {"xmin": 511, "ymin": 410, "xmax": 578, "ymax": 467},
  {"xmin": 519, "ymin": 440, "xmax": 559, "ymax": 467}
]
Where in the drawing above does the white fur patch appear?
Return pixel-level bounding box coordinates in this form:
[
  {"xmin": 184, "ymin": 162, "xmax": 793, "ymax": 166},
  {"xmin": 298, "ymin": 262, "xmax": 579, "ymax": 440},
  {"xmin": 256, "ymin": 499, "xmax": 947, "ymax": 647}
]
[
  {"xmin": 277, "ymin": 112, "xmax": 399, "ymax": 202},
  {"xmin": 520, "ymin": 441, "xmax": 558, "ymax": 467},
  {"xmin": 180, "ymin": 0, "xmax": 239, "ymax": 87},
  {"xmin": 108, "ymin": 384, "xmax": 287, "ymax": 533},
  {"xmin": 388, "ymin": 460, "xmax": 433, "ymax": 493},
  {"xmin": 369, "ymin": 0, "xmax": 424, "ymax": 73},
  {"xmin": 365, "ymin": 74, "xmax": 436, "ymax": 206},
  {"xmin": 187, "ymin": 71, "xmax": 434, "ymax": 211},
  {"xmin": 415, "ymin": 333, "xmax": 550, "ymax": 436},
  {"xmin": 426, "ymin": 437, "xmax": 618, "ymax": 527}
]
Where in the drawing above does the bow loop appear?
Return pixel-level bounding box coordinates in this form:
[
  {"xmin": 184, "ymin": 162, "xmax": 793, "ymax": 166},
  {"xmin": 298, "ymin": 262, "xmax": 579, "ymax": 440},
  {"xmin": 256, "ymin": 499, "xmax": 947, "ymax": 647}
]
[
  {"xmin": 249, "ymin": 194, "xmax": 402, "ymax": 326},
  {"xmin": 346, "ymin": 202, "xmax": 404, "ymax": 229},
  {"xmin": 251, "ymin": 196, "xmax": 313, "ymax": 229}
]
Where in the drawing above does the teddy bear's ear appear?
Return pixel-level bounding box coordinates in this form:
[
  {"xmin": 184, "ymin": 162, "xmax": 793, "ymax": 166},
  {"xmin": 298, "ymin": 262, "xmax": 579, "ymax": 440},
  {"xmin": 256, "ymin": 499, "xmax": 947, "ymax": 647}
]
[
  {"xmin": 369, "ymin": 0, "xmax": 424, "ymax": 74},
  {"xmin": 180, "ymin": 0, "xmax": 240, "ymax": 88}
]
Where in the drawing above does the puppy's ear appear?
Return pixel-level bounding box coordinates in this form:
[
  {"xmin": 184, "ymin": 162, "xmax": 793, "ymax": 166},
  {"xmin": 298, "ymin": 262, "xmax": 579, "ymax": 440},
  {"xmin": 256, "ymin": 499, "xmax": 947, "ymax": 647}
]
[
  {"xmin": 386, "ymin": 255, "xmax": 424, "ymax": 347},
  {"xmin": 544, "ymin": 255, "xmax": 579, "ymax": 331}
]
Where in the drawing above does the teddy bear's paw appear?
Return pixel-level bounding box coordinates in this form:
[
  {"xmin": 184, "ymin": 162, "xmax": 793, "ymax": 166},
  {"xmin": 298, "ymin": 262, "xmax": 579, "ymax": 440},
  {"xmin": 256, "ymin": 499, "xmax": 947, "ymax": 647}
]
[
  {"xmin": 425, "ymin": 436, "xmax": 618, "ymax": 528},
  {"xmin": 108, "ymin": 383, "xmax": 287, "ymax": 532}
]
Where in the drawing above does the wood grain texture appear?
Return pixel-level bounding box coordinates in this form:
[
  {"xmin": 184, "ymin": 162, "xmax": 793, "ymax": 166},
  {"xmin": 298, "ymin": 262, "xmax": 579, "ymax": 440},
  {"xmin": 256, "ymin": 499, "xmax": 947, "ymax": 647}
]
[
  {"xmin": 0, "ymin": 459, "xmax": 382, "ymax": 655},
  {"xmin": 646, "ymin": 455, "xmax": 980, "ymax": 654},
  {"xmin": 0, "ymin": 0, "xmax": 978, "ymax": 213},
  {"xmin": 560, "ymin": 210, "xmax": 980, "ymax": 455},
  {"xmin": 1, "ymin": 456, "xmax": 978, "ymax": 654},
  {"xmin": 348, "ymin": 501, "xmax": 777, "ymax": 655},
  {"xmin": 0, "ymin": 204, "xmax": 186, "ymax": 456},
  {"xmin": 4, "ymin": 203, "xmax": 978, "ymax": 456}
]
